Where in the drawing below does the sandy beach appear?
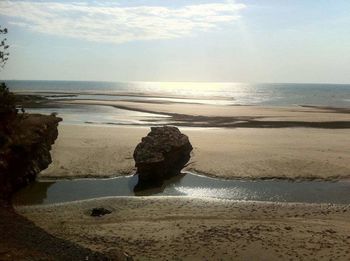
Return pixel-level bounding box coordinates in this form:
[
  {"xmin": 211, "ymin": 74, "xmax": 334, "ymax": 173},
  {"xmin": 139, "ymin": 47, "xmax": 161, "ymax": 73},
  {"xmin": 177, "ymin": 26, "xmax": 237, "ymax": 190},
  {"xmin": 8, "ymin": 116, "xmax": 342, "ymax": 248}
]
[
  {"xmin": 41, "ymin": 124, "xmax": 350, "ymax": 180},
  {"xmin": 41, "ymin": 99, "xmax": 350, "ymax": 179},
  {"xmin": 16, "ymin": 197, "xmax": 350, "ymax": 260},
  {"xmin": 14, "ymin": 100, "xmax": 350, "ymax": 260}
]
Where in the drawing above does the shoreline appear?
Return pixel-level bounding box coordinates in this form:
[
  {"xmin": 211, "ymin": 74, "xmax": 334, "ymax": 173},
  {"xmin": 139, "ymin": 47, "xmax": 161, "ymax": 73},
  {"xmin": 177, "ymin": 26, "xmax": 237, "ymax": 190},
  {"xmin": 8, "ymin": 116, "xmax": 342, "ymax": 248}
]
[
  {"xmin": 187, "ymin": 169, "xmax": 350, "ymax": 182},
  {"xmin": 62, "ymin": 100, "xmax": 350, "ymax": 129},
  {"xmin": 37, "ymin": 169, "xmax": 350, "ymax": 183},
  {"xmin": 13, "ymin": 90, "xmax": 350, "ymax": 128},
  {"xmin": 12, "ymin": 88, "xmax": 350, "ymax": 108},
  {"xmin": 14, "ymin": 195, "xmax": 350, "ymax": 207}
]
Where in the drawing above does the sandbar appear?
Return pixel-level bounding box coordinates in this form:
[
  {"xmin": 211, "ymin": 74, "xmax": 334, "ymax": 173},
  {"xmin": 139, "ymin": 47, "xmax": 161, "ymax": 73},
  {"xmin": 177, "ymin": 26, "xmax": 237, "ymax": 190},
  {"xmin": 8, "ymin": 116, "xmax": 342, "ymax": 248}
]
[{"xmin": 41, "ymin": 125, "xmax": 350, "ymax": 180}]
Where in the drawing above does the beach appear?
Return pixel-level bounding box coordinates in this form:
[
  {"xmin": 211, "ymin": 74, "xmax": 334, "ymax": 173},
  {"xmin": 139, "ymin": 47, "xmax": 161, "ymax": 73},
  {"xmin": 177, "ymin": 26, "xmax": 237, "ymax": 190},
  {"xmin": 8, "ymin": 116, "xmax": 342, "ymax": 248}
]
[
  {"xmin": 11, "ymin": 86, "xmax": 350, "ymax": 260},
  {"xmin": 32, "ymin": 95, "xmax": 350, "ymax": 180},
  {"xmin": 41, "ymin": 124, "xmax": 350, "ymax": 181},
  {"xmin": 3, "ymin": 1, "xmax": 350, "ymax": 258},
  {"xmin": 16, "ymin": 197, "xmax": 350, "ymax": 260}
]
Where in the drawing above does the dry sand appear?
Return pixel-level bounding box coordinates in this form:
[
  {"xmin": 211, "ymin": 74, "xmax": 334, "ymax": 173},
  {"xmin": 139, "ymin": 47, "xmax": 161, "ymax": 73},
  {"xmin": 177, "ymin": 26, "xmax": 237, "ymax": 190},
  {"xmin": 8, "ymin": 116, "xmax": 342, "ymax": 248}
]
[
  {"xmin": 41, "ymin": 124, "xmax": 350, "ymax": 180},
  {"xmin": 16, "ymin": 197, "xmax": 350, "ymax": 261}
]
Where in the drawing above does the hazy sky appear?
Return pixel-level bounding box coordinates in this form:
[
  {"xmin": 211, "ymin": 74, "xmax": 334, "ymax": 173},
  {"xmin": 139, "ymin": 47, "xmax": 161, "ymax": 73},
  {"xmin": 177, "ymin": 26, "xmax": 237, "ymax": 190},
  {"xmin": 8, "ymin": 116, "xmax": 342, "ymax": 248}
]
[{"xmin": 0, "ymin": 0, "xmax": 350, "ymax": 83}]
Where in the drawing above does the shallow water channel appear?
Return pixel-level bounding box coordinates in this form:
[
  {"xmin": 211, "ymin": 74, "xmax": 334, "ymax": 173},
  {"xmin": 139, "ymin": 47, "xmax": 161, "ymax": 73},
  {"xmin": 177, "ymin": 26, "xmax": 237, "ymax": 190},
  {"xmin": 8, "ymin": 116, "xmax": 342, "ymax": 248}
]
[{"xmin": 13, "ymin": 172, "xmax": 350, "ymax": 205}]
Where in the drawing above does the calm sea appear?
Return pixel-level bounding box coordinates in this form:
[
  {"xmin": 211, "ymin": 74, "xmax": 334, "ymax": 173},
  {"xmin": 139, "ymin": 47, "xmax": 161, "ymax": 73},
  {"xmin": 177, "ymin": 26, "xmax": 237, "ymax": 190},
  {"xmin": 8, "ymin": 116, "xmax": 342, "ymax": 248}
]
[{"xmin": 5, "ymin": 80, "xmax": 350, "ymax": 107}]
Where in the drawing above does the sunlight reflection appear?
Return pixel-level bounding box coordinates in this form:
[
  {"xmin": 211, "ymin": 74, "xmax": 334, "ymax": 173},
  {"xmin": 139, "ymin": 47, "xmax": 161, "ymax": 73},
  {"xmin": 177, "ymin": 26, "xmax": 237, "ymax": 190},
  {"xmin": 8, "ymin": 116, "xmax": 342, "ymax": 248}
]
[
  {"xmin": 175, "ymin": 186, "xmax": 255, "ymax": 200},
  {"xmin": 132, "ymin": 81, "xmax": 248, "ymax": 98}
]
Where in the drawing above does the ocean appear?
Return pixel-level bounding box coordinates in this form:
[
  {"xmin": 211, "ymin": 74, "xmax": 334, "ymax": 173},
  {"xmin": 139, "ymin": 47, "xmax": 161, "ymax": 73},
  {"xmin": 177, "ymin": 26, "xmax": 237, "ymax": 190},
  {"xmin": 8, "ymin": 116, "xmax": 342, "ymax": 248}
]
[{"xmin": 5, "ymin": 80, "xmax": 350, "ymax": 107}]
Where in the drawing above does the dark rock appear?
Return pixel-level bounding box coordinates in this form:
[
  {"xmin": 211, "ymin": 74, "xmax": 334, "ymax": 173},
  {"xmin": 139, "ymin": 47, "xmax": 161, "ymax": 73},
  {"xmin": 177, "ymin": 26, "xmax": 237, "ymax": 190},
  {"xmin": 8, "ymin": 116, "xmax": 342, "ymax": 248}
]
[
  {"xmin": 133, "ymin": 126, "xmax": 192, "ymax": 190},
  {"xmin": 90, "ymin": 208, "xmax": 112, "ymax": 217},
  {"xmin": 0, "ymin": 114, "xmax": 61, "ymax": 201}
]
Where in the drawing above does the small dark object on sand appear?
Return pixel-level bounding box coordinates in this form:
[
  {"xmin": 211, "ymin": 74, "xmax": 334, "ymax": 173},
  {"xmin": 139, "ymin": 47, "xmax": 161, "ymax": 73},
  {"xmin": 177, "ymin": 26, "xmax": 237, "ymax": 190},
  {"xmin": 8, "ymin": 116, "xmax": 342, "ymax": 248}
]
[{"xmin": 90, "ymin": 207, "xmax": 112, "ymax": 217}]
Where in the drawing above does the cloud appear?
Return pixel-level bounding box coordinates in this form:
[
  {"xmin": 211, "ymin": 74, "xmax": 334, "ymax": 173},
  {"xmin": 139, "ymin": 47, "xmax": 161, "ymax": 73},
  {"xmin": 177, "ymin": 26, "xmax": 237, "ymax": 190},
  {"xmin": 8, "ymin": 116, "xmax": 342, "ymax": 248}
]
[{"xmin": 0, "ymin": 1, "xmax": 245, "ymax": 44}]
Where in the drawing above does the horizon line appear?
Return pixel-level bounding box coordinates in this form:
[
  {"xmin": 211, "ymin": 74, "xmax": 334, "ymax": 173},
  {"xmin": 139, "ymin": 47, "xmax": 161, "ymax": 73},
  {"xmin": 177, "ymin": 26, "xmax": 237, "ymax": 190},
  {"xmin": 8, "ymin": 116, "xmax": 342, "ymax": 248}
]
[{"xmin": 2, "ymin": 79, "xmax": 350, "ymax": 86}]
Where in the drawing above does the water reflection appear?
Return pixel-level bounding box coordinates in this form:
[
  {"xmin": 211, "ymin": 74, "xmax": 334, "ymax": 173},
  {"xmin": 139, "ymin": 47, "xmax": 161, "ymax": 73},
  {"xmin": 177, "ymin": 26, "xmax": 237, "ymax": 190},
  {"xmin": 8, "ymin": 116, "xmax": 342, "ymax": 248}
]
[
  {"xmin": 13, "ymin": 181, "xmax": 55, "ymax": 205},
  {"xmin": 175, "ymin": 187, "xmax": 256, "ymax": 200},
  {"xmin": 134, "ymin": 173, "xmax": 187, "ymax": 196},
  {"xmin": 13, "ymin": 172, "xmax": 350, "ymax": 206},
  {"xmin": 25, "ymin": 104, "xmax": 171, "ymax": 126}
]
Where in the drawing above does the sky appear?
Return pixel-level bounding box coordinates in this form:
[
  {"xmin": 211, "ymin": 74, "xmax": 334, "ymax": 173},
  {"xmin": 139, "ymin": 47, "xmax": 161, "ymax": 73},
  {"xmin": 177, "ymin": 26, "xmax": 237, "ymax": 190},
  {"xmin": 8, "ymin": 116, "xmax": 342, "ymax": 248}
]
[{"xmin": 0, "ymin": 0, "xmax": 350, "ymax": 83}]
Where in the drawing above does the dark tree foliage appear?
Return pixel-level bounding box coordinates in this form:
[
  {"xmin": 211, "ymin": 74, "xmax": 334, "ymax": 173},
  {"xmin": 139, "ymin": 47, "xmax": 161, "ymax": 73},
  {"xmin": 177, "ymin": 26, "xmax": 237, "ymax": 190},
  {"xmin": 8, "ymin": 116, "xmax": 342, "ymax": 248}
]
[
  {"xmin": 0, "ymin": 82, "xmax": 17, "ymax": 117},
  {"xmin": 0, "ymin": 26, "xmax": 15, "ymax": 118},
  {"xmin": 0, "ymin": 26, "xmax": 9, "ymax": 69},
  {"xmin": 0, "ymin": 27, "xmax": 15, "ymax": 147}
]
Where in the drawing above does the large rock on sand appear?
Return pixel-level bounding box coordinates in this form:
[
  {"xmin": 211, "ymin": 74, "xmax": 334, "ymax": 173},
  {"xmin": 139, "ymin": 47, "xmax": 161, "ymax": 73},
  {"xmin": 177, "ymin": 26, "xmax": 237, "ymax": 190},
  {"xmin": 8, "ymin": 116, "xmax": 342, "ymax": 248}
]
[{"xmin": 133, "ymin": 126, "xmax": 192, "ymax": 189}]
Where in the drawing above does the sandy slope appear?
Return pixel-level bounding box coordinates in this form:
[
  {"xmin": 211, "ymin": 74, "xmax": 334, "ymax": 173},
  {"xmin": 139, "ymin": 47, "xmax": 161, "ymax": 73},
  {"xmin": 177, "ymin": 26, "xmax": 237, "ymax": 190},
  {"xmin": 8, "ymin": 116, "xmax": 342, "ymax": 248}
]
[
  {"xmin": 0, "ymin": 204, "xmax": 120, "ymax": 261},
  {"xmin": 41, "ymin": 124, "xmax": 350, "ymax": 180},
  {"xmin": 16, "ymin": 197, "xmax": 350, "ymax": 261}
]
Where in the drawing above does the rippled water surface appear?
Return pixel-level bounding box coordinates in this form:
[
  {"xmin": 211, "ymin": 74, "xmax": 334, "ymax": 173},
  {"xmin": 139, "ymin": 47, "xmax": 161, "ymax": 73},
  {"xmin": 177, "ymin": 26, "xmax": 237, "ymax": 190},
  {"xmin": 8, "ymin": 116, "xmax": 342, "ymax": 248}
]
[
  {"xmin": 13, "ymin": 172, "xmax": 350, "ymax": 205},
  {"xmin": 7, "ymin": 80, "xmax": 350, "ymax": 107}
]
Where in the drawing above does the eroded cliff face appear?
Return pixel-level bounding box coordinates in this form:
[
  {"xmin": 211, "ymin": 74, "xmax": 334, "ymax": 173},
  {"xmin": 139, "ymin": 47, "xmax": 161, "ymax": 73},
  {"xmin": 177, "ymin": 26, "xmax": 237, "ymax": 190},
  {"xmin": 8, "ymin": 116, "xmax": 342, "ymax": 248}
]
[{"xmin": 0, "ymin": 113, "xmax": 62, "ymax": 201}]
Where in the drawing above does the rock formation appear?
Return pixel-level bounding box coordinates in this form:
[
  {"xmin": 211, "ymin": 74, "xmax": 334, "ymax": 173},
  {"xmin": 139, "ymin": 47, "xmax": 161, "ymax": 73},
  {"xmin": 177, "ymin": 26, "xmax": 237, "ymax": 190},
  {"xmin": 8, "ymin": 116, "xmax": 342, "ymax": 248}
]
[
  {"xmin": 133, "ymin": 126, "xmax": 192, "ymax": 190},
  {"xmin": 0, "ymin": 114, "xmax": 61, "ymax": 201},
  {"xmin": 0, "ymin": 94, "xmax": 128, "ymax": 259}
]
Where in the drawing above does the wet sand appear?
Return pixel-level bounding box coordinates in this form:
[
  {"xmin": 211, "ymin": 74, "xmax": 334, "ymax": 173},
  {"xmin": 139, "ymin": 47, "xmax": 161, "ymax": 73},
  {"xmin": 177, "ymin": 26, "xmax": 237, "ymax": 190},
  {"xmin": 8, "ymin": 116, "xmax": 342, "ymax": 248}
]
[
  {"xmin": 41, "ymin": 124, "xmax": 350, "ymax": 180},
  {"xmin": 62, "ymin": 100, "xmax": 350, "ymax": 128},
  {"xmin": 16, "ymin": 197, "xmax": 350, "ymax": 260}
]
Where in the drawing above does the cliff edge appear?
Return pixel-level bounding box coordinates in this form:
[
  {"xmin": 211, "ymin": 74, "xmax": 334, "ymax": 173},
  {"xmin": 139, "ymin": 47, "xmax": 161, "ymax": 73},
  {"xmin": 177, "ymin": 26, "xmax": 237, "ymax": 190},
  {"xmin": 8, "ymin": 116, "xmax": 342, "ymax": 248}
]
[
  {"xmin": 0, "ymin": 113, "xmax": 62, "ymax": 201},
  {"xmin": 0, "ymin": 112, "xmax": 128, "ymax": 260}
]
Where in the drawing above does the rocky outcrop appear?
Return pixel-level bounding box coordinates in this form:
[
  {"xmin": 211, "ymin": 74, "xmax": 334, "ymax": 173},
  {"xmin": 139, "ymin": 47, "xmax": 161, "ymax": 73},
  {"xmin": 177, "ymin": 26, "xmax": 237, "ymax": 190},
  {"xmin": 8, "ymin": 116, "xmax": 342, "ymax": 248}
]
[
  {"xmin": 0, "ymin": 112, "xmax": 132, "ymax": 260},
  {"xmin": 133, "ymin": 126, "xmax": 192, "ymax": 190},
  {"xmin": 0, "ymin": 114, "xmax": 61, "ymax": 201}
]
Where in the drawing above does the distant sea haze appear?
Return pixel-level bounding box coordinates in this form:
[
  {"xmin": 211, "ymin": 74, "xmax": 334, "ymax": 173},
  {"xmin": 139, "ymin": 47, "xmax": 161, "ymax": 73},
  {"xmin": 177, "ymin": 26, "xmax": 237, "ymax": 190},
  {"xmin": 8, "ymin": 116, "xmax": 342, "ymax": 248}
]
[{"xmin": 6, "ymin": 80, "xmax": 350, "ymax": 107}]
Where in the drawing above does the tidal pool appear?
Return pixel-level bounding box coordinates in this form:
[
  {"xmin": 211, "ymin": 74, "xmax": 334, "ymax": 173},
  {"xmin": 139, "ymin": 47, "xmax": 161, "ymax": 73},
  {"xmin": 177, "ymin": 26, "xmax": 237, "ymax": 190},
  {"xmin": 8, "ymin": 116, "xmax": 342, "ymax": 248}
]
[{"xmin": 13, "ymin": 172, "xmax": 350, "ymax": 205}]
